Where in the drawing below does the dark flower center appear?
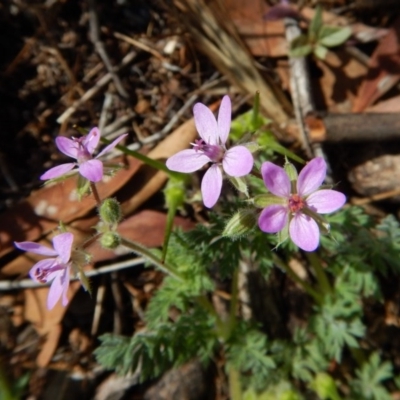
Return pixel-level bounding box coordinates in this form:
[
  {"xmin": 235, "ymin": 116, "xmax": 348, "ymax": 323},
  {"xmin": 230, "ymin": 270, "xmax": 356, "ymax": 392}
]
[
  {"xmin": 73, "ymin": 137, "xmax": 92, "ymax": 163},
  {"xmin": 192, "ymin": 139, "xmax": 224, "ymax": 163},
  {"xmin": 288, "ymin": 194, "xmax": 305, "ymax": 213}
]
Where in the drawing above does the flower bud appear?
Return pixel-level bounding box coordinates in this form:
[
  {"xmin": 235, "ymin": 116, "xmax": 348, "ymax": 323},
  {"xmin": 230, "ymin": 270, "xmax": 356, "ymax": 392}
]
[
  {"xmin": 100, "ymin": 231, "xmax": 121, "ymax": 249},
  {"xmin": 223, "ymin": 209, "xmax": 257, "ymax": 239},
  {"xmin": 99, "ymin": 198, "xmax": 122, "ymax": 226}
]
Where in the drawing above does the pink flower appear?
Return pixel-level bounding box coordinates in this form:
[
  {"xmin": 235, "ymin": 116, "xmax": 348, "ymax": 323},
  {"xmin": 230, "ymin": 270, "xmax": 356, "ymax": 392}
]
[
  {"xmin": 264, "ymin": 0, "xmax": 301, "ymax": 21},
  {"xmin": 15, "ymin": 233, "xmax": 74, "ymax": 309},
  {"xmin": 40, "ymin": 127, "xmax": 128, "ymax": 182},
  {"xmin": 166, "ymin": 95, "xmax": 254, "ymax": 208},
  {"xmin": 258, "ymin": 157, "xmax": 346, "ymax": 251}
]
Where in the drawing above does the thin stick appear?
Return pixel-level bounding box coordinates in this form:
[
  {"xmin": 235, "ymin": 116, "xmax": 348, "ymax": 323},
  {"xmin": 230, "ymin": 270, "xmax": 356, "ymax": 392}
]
[
  {"xmin": 88, "ymin": 0, "xmax": 129, "ymax": 99},
  {"xmin": 0, "ymin": 257, "xmax": 145, "ymax": 291},
  {"xmin": 57, "ymin": 51, "xmax": 136, "ymax": 124}
]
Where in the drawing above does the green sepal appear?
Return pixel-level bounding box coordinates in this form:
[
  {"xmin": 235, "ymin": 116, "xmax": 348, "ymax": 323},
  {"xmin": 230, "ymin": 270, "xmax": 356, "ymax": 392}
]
[
  {"xmin": 253, "ymin": 194, "xmax": 284, "ymax": 208},
  {"xmin": 277, "ymin": 223, "xmax": 289, "ymax": 247},
  {"xmin": 284, "ymin": 160, "xmax": 298, "ymax": 182},
  {"xmin": 76, "ymin": 175, "xmax": 91, "ymax": 200},
  {"xmin": 222, "ymin": 209, "xmax": 257, "ymax": 239},
  {"xmin": 229, "ymin": 176, "xmax": 249, "ymax": 198}
]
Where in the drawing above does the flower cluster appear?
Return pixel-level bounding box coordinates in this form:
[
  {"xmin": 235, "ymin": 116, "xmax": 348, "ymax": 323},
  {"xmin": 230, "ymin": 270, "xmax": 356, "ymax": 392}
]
[
  {"xmin": 15, "ymin": 97, "xmax": 347, "ymax": 312},
  {"xmin": 166, "ymin": 96, "xmax": 346, "ymax": 251}
]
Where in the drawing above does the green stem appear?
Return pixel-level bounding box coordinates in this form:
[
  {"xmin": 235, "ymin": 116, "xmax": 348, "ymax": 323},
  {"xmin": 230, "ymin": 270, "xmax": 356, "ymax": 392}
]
[
  {"xmin": 272, "ymin": 253, "xmax": 322, "ymax": 303},
  {"xmin": 120, "ymin": 237, "xmax": 182, "ymax": 281},
  {"xmin": 101, "ymin": 137, "xmax": 183, "ymax": 179},
  {"xmin": 228, "ymin": 366, "xmax": 242, "ymax": 400},
  {"xmin": 306, "ymin": 252, "xmax": 332, "ymax": 295}
]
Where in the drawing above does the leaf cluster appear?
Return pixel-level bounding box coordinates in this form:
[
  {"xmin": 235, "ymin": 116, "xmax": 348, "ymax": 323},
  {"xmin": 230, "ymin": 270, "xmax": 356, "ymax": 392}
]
[{"xmin": 290, "ymin": 5, "xmax": 352, "ymax": 59}]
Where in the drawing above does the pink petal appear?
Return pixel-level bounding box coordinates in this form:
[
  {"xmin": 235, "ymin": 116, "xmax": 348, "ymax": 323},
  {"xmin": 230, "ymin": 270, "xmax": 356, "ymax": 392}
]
[
  {"xmin": 83, "ymin": 127, "xmax": 101, "ymax": 154},
  {"xmin": 297, "ymin": 157, "xmax": 326, "ymax": 197},
  {"xmin": 40, "ymin": 163, "xmax": 76, "ymax": 180},
  {"xmin": 29, "ymin": 259, "xmax": 57, "ymax": 282},
  {"xmin": 53, "ymin": 233, "xmax": 73, "ymax": 263},
  {"xmin": 289, "ymin": 213, "xmax": 320, "ymax": 251},
  {"xmin": 61, "ymin": 267, "xmax": 70, "ymax": 306},
  {"xmin": 306, "ymin": 190, "xmax": 346, "ymax": 214},
  {"xmin": 56, "ymin": 136, "xmax": 79, "ymax": 159},
  {"xmin": 201, "ymin": 164, "xmax": 223, "ymax": 208},
  {"xmin": 166, "ymin": 149, "xmax": 210, "ymax": 173},
  {"xmin": 258, "ymin": 205, "xmax": 288, "ymax": 233},
  {"xmin": 193, "ymin": 103, "xmax": 219, "ymax": 145},
  {"xmin": 79, "ymin": 159, "xmax": 103, "ymax": 182},
  {"xmin": 217, "ymin": 95, "xmax": 231, "ymax": 145},
  {"xmin": 223, "ymin": 146, "xmax": 253, "ymax": 177},
  {"xmin": 261, "ymin": 162, "xmax": 291, "ymax": 198},
  {"xmin": 47, "ymin": 273, "xmax": 64, "ymax": 310},
  {"xmin": 96, "ymin": 133, "xmax": 128, "ymax": 158},
  {"xmin": 15, "ymin": 241, "xmax": 58, "ymax": 256}
]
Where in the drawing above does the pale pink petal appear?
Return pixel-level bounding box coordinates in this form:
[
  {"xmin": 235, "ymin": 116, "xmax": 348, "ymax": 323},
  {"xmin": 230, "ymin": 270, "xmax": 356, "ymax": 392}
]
[
  {"xmin": 217, "ymin": 95, "xmax": 231, "ymax": 145},
  {"xmin": 306, "ymin": 190, "xmax": 346, "ymax": 214},
  {"xmin": 289, "ymin": 213, "xmax": 319, "ymax": 251},
  {"xmin": 47, "ymin": 273, "xmax": 64, "ymax": 310},
  {"xmin": 61, "ymin": 267, "xmax": 70, "ymax": 306},
  {"xmin": 297, "ymin": 157, "xmax": 326, "ymax": 197},
  {"xmin": 83, "ymin": 127, "xmax": 101, "ymax": 154},
  {"xmin": 258, "ymin": 205, "xmax": 288, "ymax": 233},
  {"xmin": 79, "ymin": 159, "xmax": 103, "ymax": 182},
  {"xmin": 53, "ymin": 233, "xmax": 73, "ymax": 263},
  {"xmin": 166, "ymin": 149, "xmax": 210, "ymax": 173},
  {"xmin": 223, "ymin": 146, "xmax": 253, "ymax": 176},
  {"xmin": 96, "ymin": 133, "xmax": 128, "ymax": 158},
  {"xmin": 201, "ymin": 164, "xmax": 223, "ymax": 208},
  {"xmin": 15, "ymin": 241, "xmax": 58, "ymax": 256},
  {"xmin": 29, "ymin": 259, "xmax": 57, "ymax": 282},
  {"xmin": 40, "ymin": 163, "xmax": 76, "ymax": 180},
  {"xmin": 56, "ymin": 136, "xmax": 79, "ymax": 159},
  {"xmin": 261, "ymin": 162, "xmax": 290, "ymax": 198},
  {"xmin": 193, "ymin": 103, "xmax": 219, "ymax": 145}
]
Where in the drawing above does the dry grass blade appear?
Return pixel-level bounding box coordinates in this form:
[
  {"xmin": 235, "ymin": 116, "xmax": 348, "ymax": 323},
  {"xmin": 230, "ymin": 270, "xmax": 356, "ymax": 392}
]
[{"xmin": 171, "ymin": 0, "xmax": 291, "ymax": 126}]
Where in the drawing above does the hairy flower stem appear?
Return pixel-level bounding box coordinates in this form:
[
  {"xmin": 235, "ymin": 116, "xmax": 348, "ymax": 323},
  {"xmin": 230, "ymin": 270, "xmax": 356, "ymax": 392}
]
[
  {"xmin": 120, "ymin": 237, "xmax": 182, "ymax": 281},
  {"xmin": 272, "ymin": 253, "xmax": 322, "ymax": 303},
  {"xmin": 306, "ymin": 252, "xmax": 333, "ymax": 296},
  {"xmin": 90, "ymin": 182, "xmax": 101, "ymax": 205}
]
